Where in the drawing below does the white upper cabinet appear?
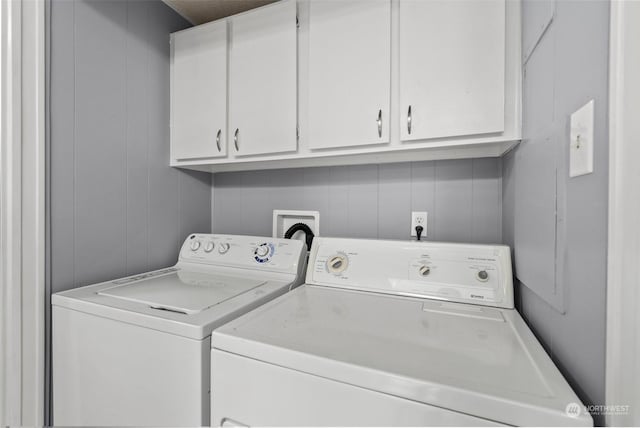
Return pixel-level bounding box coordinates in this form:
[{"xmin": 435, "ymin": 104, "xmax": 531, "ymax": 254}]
[
  {"xmin": 228, "ymin": 0, "xmax": 298, "ymax": 157},
  {"xmin": 171, "ymin": 20, "xmax": 227, "ymax": 160},
  {"xmin": 399, "ymin": 0, "xmax": 506, "ymax": 142},
  {"xmin": 307, "ymin": 0, "xmax": 391, "ymax": 150},
  {"xmin": 170, "ymin": 0, "xmax": 521, "ymax": 172}
]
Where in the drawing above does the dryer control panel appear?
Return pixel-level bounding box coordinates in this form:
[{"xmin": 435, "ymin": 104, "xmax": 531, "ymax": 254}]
[
  {"xmin": 308, "ymin": 237, "xmax": 513, "ymax": 309},
  {"xmin": 179, "ymin": 234, "xmax": 305, "ymax": 275}
]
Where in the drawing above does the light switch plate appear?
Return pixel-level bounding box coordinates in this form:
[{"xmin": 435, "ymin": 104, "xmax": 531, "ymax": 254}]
[{"xmin": 569, "ymin": 100, "xmax": 594, "ymax": 178}]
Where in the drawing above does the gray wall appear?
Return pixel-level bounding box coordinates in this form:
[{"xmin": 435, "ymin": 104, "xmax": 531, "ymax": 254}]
[
  {"xmin": 47, "ymin": 0, "xmax": 210, "ymax": 422},
  {"xmin": 49, "ymin": 0, "xmax": 211, "ymax": 295},
  {"xmin": 212, "ymin": 159, "xmax": 503, "ymax": 244},
  {"xmin": 503, "ymin": 0, "xmax": 609, "ymax": 423}
]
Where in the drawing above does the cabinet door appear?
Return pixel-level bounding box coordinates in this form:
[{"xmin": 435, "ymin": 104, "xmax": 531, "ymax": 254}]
[
  {"xmin": 399, "ymin": 0, "xmax": 505, "ymax": 142},
  {"xmin": 171, "ymin": 20, "xmax": 227, "ymax": 160},
  {"xmin": 229, "ymin": 0, "xmax": 297, "ymax": 157},
  {"xmin": 308, "ymin": 0, "xmax": 391, "ymax": 150}
]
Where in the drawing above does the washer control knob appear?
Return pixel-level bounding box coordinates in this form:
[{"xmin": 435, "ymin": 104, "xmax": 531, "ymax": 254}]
[
  {"xmin": 419, "ymin": 265, "xmax": 431, "ymax": 276},
  {"xmin": 255, "ymin": 244, "xmax": 270, "ymax": 258},
  {"xmin": 190, "ymin": 240, "xmax": 201, "ymax": 251},
  {"xmin": 218, "ymin": 243, "xmax": 230, "ymax": 254},
  {"xmin": 327, "ymin": 255, "xmax": 348, "ymax": 274},
  {"xmin": 204, "ymin": 241, "xmax": 215, "ymax": 253},
  {"xmin": 476, "ymin": 270, "xmax": 489, "ymax": 282}
]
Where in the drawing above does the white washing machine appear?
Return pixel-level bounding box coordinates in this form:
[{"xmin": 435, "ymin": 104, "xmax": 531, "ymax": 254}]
[
  {"xmin": 52, "ymin": 233, "xmax": 306, "ymax": 427},
  {"xmin": 211, "ymin": 237, "xmax": 593, "ymax": 427}
]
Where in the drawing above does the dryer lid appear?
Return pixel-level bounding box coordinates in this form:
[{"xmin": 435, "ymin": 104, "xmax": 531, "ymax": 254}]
[
  {"xmin": 212, "ymin": 285, "xmax": 592, "ymax": 427},
  {"xmin": 98, "ymin": 270, "xmax": 265, "ymax": 315}
]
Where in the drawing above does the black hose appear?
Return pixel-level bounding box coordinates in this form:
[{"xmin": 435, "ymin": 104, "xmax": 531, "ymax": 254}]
[{"xmin": 284, "ymin": 223, "xmax": 315, "ymax": 251}]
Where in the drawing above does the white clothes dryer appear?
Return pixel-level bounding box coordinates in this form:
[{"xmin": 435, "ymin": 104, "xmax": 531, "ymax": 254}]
[{"xmin": 210, "ymin": 237, "xmax": 593, "ymax": 427}]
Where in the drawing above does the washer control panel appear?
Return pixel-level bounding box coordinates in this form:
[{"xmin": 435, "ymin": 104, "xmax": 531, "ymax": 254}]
[
  {"xmin": 179, "ymin": 234, "xmax": 304, "ymax": 274},
  {"xmin": 309, "ymin": 238, "xmax": 513, "ymax": 309}
]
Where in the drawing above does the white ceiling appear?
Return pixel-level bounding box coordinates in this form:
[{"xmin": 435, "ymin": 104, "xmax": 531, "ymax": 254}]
[{"xmin": 163, "ymin": 0, "xmax": 278, "ymax": 25}]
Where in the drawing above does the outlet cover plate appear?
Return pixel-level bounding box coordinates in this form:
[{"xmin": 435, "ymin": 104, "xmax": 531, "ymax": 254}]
[
  {"xmin": 410, "ymin": 211, "xmax": 428, "ymax": 237},
  {"xmin": 569, "ymin": 100, "xmax": 594, "ymax": 178}
]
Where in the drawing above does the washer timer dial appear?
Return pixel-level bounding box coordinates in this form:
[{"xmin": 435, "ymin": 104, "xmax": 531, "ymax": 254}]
[{"xmin": 254, "ymin": 243, "xmax": 275, "ymax": 264}]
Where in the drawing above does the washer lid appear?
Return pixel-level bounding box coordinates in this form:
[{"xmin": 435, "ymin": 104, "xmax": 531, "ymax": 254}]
[{"xmin": 98, "ymin": 270, "xmax": 265, "ymax": 315}]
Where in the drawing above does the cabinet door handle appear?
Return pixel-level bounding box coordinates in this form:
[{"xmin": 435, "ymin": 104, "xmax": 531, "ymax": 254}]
[
  {"xmin": 216, "ymin": 129, "xmax": 222, "ymax": 152},
  {"xmin": 234, "ymin": 128, "xmax": 239, "ymax": 151},
  {"xmin": 407, "ymin": 105, "xmax": 412, "ymax": 135},
  {"xmin": 377, "ymin": 109, "xmax": 382, "ymax": 138}
]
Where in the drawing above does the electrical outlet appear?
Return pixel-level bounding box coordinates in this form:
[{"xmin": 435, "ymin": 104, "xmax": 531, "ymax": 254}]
[{"xmin": 410, "ymin": 212, "xmax": 427, "ymax": 237}]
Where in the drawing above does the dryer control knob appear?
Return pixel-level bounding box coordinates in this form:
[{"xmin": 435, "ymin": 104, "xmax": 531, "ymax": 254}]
[
  {"xmin": 419, "ymin": 265, "xmax": 431, "ymax": 276},
  {"xmin": 190, "ymin": 240, "xmax": 201, "ymax": 251},
  {"xmin": 218, "ymin": 243, "xmax": 230, "ymax": 254},
  {"xmin": 476, "ymin": 270, "xmax": 489, "ymax": 282},
  {"xmin": 204, "ymin": 241, "xmax": 215, "ymax": 253},
  {"xmin": 327, "ymin": 255, "xmax": 348, "ymax": 274}
]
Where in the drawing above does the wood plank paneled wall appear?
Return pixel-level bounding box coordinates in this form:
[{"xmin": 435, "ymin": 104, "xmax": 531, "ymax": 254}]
[
  {"xmin": 49, "ymin": 0, "xmax": 211, "ymax": 294},
  {"xmin": 212, "ymin": 158, "xmax": 502, "ymax": 244}
]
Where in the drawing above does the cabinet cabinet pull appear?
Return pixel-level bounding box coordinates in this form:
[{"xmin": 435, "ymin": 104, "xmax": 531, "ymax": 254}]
[
  {"xmin": 234, "ymin": 128, "xmax": 239, "ymax": 151},
  {"xmin": 407, "ymin": 105, "xmax": 412, "ymax": 135},
  {"xmin": 377, "ymin": 109, "xmax": 383, "ymax": 138},
  {"xmin": 216, "ymin": 129, "xmax": 222, "ymax": 152}
]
